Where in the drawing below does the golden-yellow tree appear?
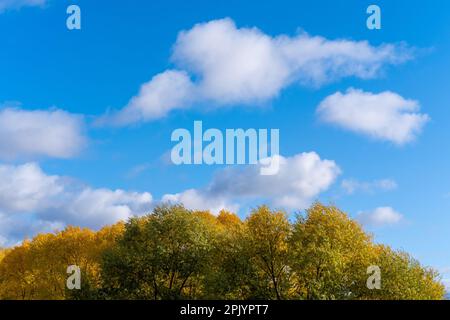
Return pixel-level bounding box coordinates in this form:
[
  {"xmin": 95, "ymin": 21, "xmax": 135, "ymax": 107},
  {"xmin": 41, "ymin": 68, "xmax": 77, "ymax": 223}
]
[
  {"xmin": 289, "ymin": 203, "xmax": 445, "ymax": 300},
  {"xmin": 0, "ymin": 224, "xmax": 124, "ymax": 300},
  {"xmin": 244, "ymin": 206, "xmax": 292, "ymax": 300},
  {"xmin": 289, "ymin": 203, "xmax": 374, "ymax": 299}
]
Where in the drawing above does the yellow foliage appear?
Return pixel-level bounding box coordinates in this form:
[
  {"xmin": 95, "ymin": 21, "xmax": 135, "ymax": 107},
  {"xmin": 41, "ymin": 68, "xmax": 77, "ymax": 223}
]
[
  {"xmin": 0, "ymin": 248, "xmax": 8, "ymax": 263},
  {"xmin": 245, "ymin": 206, "xmax": 292, "ymax": 299},
  {"xmin": 0, "ymin": 223, "xmax": 124, "ymax": 300},
  {"xmin": 217, "ymin": 210, "xmax": 243, "ymax": 229}
]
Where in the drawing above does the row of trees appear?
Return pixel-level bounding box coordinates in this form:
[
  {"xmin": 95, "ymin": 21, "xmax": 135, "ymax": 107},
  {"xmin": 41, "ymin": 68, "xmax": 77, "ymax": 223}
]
[{"xmin": 0, "ymin": 203, "xmax": 445, "ymax": 300}]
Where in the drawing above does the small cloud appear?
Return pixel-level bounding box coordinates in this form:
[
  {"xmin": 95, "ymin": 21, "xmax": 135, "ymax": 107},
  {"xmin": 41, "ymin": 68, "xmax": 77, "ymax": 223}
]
[
  {"xmin": 442, "ymin": 279, "xmax": 450, "ymax": 293},
  {"xmin": 0, "ymin": 0, "xmax": 47, "ymax": 13},
  {"xmin": 357, "ymin": 206, "xmax": 403, "ymax": 227},
  {"xmin": 341, "ymin": 178, "xmax": 397, "ymax": 195},
  {"xmin": 98, "ymin": 70, "xmax": 195, "ymax": 126},
  {"xmin": 317, "ymin": 88, "xmax": 429, "ymax": 145},
  {"xmin": 159, "ymin": 149, "xmax": 174, "ymax": 166},
  {"xmin": 0, "ymin": 107, "xmax": 87, "ymax": 160},
  {"xmin": 125, "ymin": 163, "xmax": 152, "ymax": 179}
]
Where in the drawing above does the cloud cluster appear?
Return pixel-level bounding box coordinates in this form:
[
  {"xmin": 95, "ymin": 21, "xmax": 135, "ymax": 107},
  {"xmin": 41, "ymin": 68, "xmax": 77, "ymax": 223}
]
[
  {"xmin": 357, "ymin": 206, "xmax": 403, "ymax": 226},
  {"xmin": 163, "ymin": 152, "xmax": 341, "ymax": 213},
  {"xmin": 0, "ymin": 163, "xmax": 153, "ymax": 245},
  {"xmin": 0, "ymin": 162, "xmax": 62, "ymax": 213},
  {"xmin": 0, "ymin": 0, "xmax": 46, "ymax": 13},
  {"xmin": 0, "ymin": 18, "xmax": 421, "ymax": 247},
  {"xmin": 0, "ymin": 108, "xmax": 86, "ymax": 160},
  {"xmin": 341, "ymin": 178, "xmax": 397, "ymax": 195},
  {"xmin": 0, "ymin": 152, "xmax": 340, "ymax": 244},
  {"xmin": 105, "ymin": 18, "xmax": 412, "ymax": 125},
  {"xmin": 0, "ymin": 211, "xmax": 64, "ymax": 247},
  {"xmin": 317, "ymin": 88, "xmax": 429, "ymax": 144}
]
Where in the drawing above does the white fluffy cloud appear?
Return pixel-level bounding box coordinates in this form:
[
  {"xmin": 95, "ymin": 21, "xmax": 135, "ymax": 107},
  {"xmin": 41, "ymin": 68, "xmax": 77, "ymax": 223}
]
[
  {"xmin": 0, "ymin": 108, "xmax": 86, "ymax": 160},
  {"xmin": 104, "ymin": 70, "xmax": 195, "ymax": 126},
  {"xmin": 163, "ymin": 152, "xmax": 341, "ymax": 213},
  {"xmin": 341, "ymin": 178, "xmax": 397, "ymax": 195},
  {"xmin": 162, "ymin": 189, "xmax": 239, "ymax": 215},
  {"xmin": 57, "ymin": 188, "xmax": 152, "ymax": 228},
  {"xmin": 0, "ymin": 153, "xmax": 338, "ymax": 243},
  {"xmin": 0, "ymin": 162, "xmax": 62, "ymax": 213},
  {"xmin": 0, "ymin": 0, "xmax": 46, "ymax": 12},
  {"xmin": 105, "ymin": 18, "xmax": 412, "ymax": 125},
  {"xmin": 0, "ymin": 163, "xmax": 153, "ymax": 245},
  {"xmin": 357, "ymin": 206, "xmax": 403, "ymax": 226},
  {"xmin": 317, "ymin": 88, "xmax": 429, "ymax": 144},
  {"xmin": 172, "ymin": 19, "xmax": 289, "ymax": 104},
  {"xmin": 0, "ymin": 211, "xmax": 64, "ymax": 247}
]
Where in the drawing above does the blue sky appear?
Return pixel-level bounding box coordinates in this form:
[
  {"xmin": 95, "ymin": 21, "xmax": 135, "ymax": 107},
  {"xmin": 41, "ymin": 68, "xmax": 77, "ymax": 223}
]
[{"xmin": 1, "ymin": 0, "xmax": 450, "ymax": 286}]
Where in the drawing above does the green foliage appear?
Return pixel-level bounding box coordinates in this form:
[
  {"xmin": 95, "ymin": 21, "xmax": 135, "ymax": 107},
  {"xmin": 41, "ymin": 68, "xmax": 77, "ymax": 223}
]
[
  {"xmin": 362, "ymin": 245, "xmax": 445, "ymax": 300},
  {"xmin": 289, "ymin": 203, "xmax": 374, "ymax": 299},
  {"xmin": 244, "ymin": 206, "xmax": 292, "ymax": 299},
  {"xmin": 101, "ymin": 205, "xmax": 217, "ymax": 299}
]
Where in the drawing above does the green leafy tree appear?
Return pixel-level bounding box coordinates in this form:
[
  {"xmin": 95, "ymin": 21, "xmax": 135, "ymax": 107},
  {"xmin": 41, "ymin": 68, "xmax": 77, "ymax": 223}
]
[
  {"xmin": 244, "ymin": 206, "xmax": 292, "ymax": 299},
  {"xmin": 289, "ymin": 203, "xmax": 445, "ymax": 300},
  {"xmin": 361, "ymin": 245, "xmax": 445, "ymax": 300},
  {"xmin": 202, "ymin": 210, "xmax": 255, "ymax": 299},
  {"xmin": 289, "ymin": 203, "xmax": 376, "ymax": 299},
  {"xmin": 101, "ymin": 205, "xmax": 217, "ymax": 299}
]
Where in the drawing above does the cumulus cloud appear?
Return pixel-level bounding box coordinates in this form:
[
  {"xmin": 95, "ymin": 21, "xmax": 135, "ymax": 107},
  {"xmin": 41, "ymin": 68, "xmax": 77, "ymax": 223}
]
[
  {"xmin": 54, "ymin": 188, "xmax": 152, "ymax": 228},
  {"xmin": 0, "ymin": 0, "xmax": 46, "ymax": 12},
  {"xmin": 162, "ymin": 189, "xmax": 239, "ymax": 215},
  {"xmin": 0, "ymin": 108, "xmax": 86, "ymax": 160},
  {"xmin": 103, "ymin": 18, "xmax": 412, "ymax": 125},
  {"xmin": 317, "ymin": 88, "xmax": 429, "ymax": 145},
  {"xmin": 0, "ymin": 163, "xmax": 62, "ymax": 213},
  {"xmin": 0, "ymin": 211, "xmax": 64, "ymax": 247},
  {"xmin": 162, "ymin": 152, "xmax": 341, "ymax": 213},
  {"xmin": 0, "ymin": 163, "xmax": 153, "ymax": 245},
  {"xmin": 341, "ymin": 178, "xmax": 397, "ymax": 195},
  {"xmin": 102, "ymin": 70, "xmax": 195, "ymax": 126},
  {"xmin": 0, "ymin": 153, "xmax": 339, "ymax": 242},
  {"xmin": 357, "ymin": 206, "xmax": 403, "ymax": 226}
]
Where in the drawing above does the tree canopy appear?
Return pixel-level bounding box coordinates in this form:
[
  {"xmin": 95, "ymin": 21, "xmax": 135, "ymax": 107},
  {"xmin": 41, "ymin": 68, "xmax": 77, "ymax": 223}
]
[{"xmin": 0, "ymin": 203, "xmax": 445, "ymax": 300}]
